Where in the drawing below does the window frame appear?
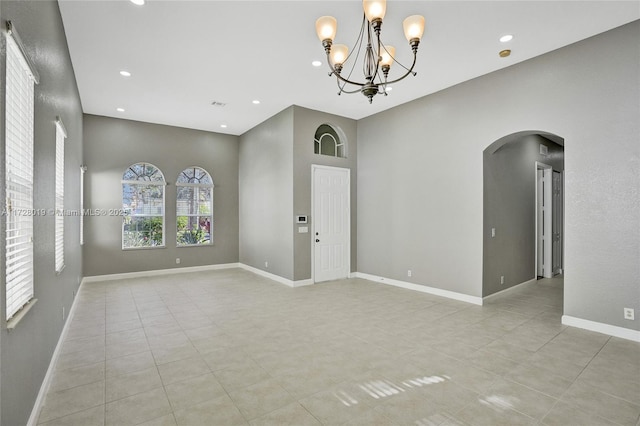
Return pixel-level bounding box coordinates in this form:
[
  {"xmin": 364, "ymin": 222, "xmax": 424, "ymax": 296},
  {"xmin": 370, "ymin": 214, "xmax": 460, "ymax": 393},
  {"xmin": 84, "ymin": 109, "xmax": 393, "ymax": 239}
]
[
  {"xmin": 121, "ymin": 163, "xmax": 166, "ymax": 250},
  {"xmin": 176, "ymin": 166, "xmax": 214, "ymax": 247},
  {"xmin": 313, "ymin": 123, "xmax": 347, "ymax": 158}
]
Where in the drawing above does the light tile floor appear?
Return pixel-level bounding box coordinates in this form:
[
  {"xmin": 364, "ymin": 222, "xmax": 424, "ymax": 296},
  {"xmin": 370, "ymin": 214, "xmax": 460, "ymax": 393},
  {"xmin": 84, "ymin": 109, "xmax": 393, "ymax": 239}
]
[{"xmin": 36, "ymin": 270, "xmax": 640, "ymax": 425}]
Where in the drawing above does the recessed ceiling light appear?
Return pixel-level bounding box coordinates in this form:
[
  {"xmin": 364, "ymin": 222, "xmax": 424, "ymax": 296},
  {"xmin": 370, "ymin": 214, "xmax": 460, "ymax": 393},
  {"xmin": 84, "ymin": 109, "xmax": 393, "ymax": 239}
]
[
  {"xmin": 385, "ymin": 86, "xmax": 393, "ymax": 92},
  {"xmin": 130, "ymin": 0, "xmax": 145, "ymax": 5},
  {"xmin": 312, "ymin": 60, "xmax": 322, "ymax": 67},
  {"xmin": 252, "ymin": 100, "xmax": 260, "ymax": 105},
  {"xmin": 119, "ymin": 70, "xmax": 131, "ymax": 77},
  {"xmin": 500, "ymin": 34, "xmax": 513, "ymax": 43},
  {"xmin": 116, "ymin": 107, "xmax": 125, "ymax": 112},
  {"xmin": 220, "ymin": 124, "xmax": 227, "ymax": 128}
]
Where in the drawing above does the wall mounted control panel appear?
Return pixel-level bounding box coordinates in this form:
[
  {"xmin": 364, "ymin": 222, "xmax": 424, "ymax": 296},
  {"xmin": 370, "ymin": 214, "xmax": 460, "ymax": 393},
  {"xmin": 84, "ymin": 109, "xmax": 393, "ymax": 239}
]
[{"xmin": 296, "ymin": 215, "xmax": 308, "ymax": 224}]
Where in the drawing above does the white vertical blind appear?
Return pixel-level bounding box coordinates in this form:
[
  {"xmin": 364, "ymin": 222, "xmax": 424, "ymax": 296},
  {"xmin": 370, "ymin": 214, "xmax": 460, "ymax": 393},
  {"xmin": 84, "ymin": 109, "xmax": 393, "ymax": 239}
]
[
  {"xmin": 55, "ymin": 118, "xmax": 66, "ymax": 272},
  {"xmin": 5, "ymin": 34, "xmax": 37, "ymax": 320}
]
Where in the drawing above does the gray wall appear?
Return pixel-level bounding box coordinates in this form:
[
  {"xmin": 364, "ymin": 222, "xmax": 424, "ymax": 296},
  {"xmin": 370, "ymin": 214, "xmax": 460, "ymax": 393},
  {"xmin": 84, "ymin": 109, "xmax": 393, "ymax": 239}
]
[
  {"xmin": 83, "ymin": 114, "xmax": 239, "ymax": 276},
  {"xmin": 292, "ymin": 106, "xmax": 357, "ymax": 281},
  {"xmin": 483, "ymin": 134, "xmax": 564, "ymax": 297},
  {"xmin": 0, "ymin": 1, "xmax": 84, "ymax": 425},
  {"xmin": 239, "ymin": 107, "xmax": 294, "ymax": 280},
  {"xmin": 357, "ymin": 21, "xmax": 639, "ymax": 330}
]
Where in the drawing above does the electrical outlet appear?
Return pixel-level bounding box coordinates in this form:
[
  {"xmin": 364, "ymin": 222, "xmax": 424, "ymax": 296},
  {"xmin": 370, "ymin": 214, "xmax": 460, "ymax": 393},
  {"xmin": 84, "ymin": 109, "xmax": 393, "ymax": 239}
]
[
  {"xmin": 265, "ymin": 261, "xmax": 269, "ymax": 268},
  {"xmin": 176, "ymin": 258, "xmax": 180, "ymax": 264},
  {"xmin": 407, "ymin": 270, "xmax": 412, "ymax": 277},
  {"xmin": 624, "ymin": 308, "xmax": 635, "ymax": 320},
  {"xmin": 491, "ymin": 228, "xmax": 496, "ymax": 238},
  {"xmin": 500, "ymin": 276, "xmax": 505, "ymax": 285}
]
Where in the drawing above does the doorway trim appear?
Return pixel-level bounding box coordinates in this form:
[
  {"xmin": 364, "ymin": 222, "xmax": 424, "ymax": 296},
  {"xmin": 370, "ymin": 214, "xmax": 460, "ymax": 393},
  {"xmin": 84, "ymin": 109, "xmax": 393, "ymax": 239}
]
[{"xmin": 311, "ymin": 164, "xmax": 351, "ymax": 283}]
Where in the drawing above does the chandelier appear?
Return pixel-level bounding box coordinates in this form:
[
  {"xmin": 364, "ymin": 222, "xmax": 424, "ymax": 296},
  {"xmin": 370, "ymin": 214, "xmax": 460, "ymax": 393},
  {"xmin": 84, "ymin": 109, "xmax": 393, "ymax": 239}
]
[{"xmin": 315, "ymin": 0, "xmax": 425, "ymax": 104}]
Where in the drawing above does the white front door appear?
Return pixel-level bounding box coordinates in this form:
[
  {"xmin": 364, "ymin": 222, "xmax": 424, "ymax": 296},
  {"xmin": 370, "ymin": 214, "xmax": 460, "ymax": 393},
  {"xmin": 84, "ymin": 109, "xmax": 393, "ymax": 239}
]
[{"xmin": 312, "ymin": 166, "xmax": 350, "ymax": 283}]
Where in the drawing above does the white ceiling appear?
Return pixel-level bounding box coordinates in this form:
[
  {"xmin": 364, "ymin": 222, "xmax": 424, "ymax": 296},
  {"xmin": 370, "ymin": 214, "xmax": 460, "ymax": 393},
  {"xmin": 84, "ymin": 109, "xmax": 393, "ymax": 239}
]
[{"xmin": 58, "ymin": 1, "xmax": 639, "ymax": 136}]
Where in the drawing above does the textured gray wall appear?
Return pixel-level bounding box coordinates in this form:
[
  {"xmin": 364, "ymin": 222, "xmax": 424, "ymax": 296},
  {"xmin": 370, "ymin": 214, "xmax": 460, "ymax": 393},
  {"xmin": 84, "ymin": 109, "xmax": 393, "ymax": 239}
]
[
  {"xmin": 483, "ymin": 134, "xmax": 564, "ymax": 297},
  {"xmin": 83, "ymin": 114, "xmax": 239, "ymax": 276},
  {"xmin": 239, "ymin": 108, "xmax": 294, "ymax": 280},
  {"xmin": 292, "ymin": 106, "xmax": 357, "ymax": 281},
  {"xmin": 0, "ymin": 1, "xmax": 84, "ymax": 425},
  {"xmin": 357, "ymin": 21, "xmax": 639, "ymax": 330}
]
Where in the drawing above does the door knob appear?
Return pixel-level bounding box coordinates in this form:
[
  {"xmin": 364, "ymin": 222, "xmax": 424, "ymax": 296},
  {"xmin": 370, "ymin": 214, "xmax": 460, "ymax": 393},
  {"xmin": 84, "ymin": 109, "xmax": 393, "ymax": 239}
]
[{"xmin": 316, "ymin": 239, "xmax": 320, "ymax": 242}]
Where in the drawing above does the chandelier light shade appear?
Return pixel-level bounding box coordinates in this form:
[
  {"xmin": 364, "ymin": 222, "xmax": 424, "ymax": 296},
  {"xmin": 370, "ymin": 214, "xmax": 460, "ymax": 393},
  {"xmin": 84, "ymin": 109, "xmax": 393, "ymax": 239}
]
[
  {"xmin": 363, "ymin": 0, "xmax": 387, "ymax": 22},
  {"xmin": 315, "ymin": 16, "xmax": 337, "ymax": 42},
  {"xmin": 403, "ymin": 15, "xmax": 426, "ymax": 42},
  {"xmin": 330, "ymin": 44, "xmax": 349, "ymax": 67},
  {"xmin": 315, "ymin": 0, "xmax": 425, "ymax": 103},
  {"xmin": 379, "ymin": 45, "xmax": 396, "ymax": 67}
]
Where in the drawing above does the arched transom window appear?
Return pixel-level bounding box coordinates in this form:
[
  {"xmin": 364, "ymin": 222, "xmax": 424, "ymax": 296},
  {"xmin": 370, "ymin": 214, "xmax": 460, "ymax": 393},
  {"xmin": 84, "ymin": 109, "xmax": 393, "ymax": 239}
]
[
  {"xmin": 314, "ymin": 124, "xmax": 346, "ymax": 158},
  {"xmin": 176, "ymin": 166, "xmax": 214, "ymax": 246},
  {"xmin": 122, "ymin": 163, "xmax": 165, "ymax": 249}
]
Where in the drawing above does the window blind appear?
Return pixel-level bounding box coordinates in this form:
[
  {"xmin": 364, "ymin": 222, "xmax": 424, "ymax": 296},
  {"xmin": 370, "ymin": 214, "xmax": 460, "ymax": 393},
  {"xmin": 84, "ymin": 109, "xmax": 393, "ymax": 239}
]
[
  {"xmin": 5, "ymin": 33, "xmax": 37, "ymax": 320},
  {"xmin": 55, "ymin": 118, "xmax": 66, "ymax": 272}
]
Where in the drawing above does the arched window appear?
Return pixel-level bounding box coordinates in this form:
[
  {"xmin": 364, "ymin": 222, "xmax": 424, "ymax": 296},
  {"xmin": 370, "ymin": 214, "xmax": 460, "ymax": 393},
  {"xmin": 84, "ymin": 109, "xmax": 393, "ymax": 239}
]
[
  {"xmin": 176, "ymin": 167, "xmax": 214, "ymax": 246},
  {"xmin": 314, "ymin": 124, "xmax": 346, "ymax": 158},
  {"xmin": 122, "ymin": 163, "xmax": 165, "ymax": 249}
]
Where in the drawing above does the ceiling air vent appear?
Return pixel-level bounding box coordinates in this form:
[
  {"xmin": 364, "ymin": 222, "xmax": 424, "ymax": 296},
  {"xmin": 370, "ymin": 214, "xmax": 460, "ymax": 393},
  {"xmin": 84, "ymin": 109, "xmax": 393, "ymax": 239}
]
[{"xmin": 210, "ymin": 101, "xmax": 226, "ymax": 107}]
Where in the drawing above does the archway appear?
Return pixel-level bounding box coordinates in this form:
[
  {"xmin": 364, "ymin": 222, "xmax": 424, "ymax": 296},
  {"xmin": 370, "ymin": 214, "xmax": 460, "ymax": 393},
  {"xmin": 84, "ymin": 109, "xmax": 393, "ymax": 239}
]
[{"xmin": 482, "ymin": 130, "xmax": 565, "ymax": 298}]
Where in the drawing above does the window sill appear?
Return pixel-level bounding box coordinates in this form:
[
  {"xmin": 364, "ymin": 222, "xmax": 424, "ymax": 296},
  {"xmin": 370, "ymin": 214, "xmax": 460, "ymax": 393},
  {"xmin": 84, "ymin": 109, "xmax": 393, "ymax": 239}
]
[
  {"xmin": 177, "ymin": 243, "xmax": 213, "ymax": 248},
  {"xmin": 6, "ymin": 298, "xmax": 38, "ymax": 330},
  {"xmin": 122, "ymin": 245, "xmax": 166, "ymax": 251}
]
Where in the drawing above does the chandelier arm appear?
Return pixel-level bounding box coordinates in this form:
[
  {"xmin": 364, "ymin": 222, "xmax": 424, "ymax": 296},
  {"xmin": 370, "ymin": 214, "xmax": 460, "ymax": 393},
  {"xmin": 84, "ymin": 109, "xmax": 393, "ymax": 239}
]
[
  {"xmin": 382, "ymin": 53, "xmax": 418, "ymax": 86},
  {"xmin": 343, "ymin": 27, "xmax": 366, "ymax": 86},
  {"xmin": 337, "ymin": 84, "xmax": 363, "ymax": 95},
  {"xmin": 342, "ymin": 15, "xmax": 367, "ymax": 65},
  {"xmin": 326, "ymin": 55, "xmax": 367, "ymax": 87},
  {"xmin": 384, "ymin": 46, "xmax": 416, "ymax": 74},
  {"xmin": 372, "ymin": 23, "xmax": 383, "ymax": 82}
]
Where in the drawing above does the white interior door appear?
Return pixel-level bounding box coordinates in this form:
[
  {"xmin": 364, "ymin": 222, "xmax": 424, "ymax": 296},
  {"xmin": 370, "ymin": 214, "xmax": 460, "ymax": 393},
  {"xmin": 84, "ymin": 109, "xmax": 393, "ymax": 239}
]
[
  {"xmin": 552, "ymin": 171, "xmax": 563, "ymax": 275},
  {"xmin": 313, "ymin": 166, "xmax": 350, "ymax": 283},
  {"xmin": 536, "ymin": 164, "xmax": 553, "ymax": 279}
]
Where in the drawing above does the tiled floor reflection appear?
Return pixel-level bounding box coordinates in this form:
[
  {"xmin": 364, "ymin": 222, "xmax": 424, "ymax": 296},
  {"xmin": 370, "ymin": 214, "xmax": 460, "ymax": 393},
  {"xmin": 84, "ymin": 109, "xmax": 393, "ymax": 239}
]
[{"xmin": 36, "ymin": 270, "xmax": 640, "ymax": 425}]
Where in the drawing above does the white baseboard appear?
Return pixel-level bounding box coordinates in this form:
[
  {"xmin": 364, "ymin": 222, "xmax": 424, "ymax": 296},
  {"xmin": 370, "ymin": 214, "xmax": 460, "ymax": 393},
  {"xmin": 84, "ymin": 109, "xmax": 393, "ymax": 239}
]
[
  {"xmin": 483, "ymin": 278, "xmax": 537, "ymax": 302},
  {"xmin": 238, "ymin": 264, "xmax": 313, "ymax": 288},
  {"xmin": 352, "ymin": 272, "xmax": 483, "ymax": 306},
  {"xmin": 82, "ymin": 262, "xmax": 315, "ymax": 288},
  {"xmin": 562, "ymin": 315, "xmax": 640, "ymax": 342},
  {"xmin": 82, "ymin": 263, "xmax": 241, "ymax": 283},
  {"xmin": 27, "ymin": 283, "xmax": 83, "ymax": 426}
]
